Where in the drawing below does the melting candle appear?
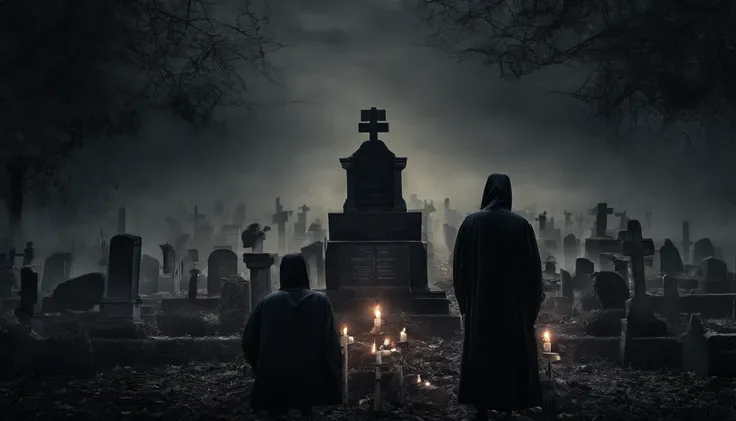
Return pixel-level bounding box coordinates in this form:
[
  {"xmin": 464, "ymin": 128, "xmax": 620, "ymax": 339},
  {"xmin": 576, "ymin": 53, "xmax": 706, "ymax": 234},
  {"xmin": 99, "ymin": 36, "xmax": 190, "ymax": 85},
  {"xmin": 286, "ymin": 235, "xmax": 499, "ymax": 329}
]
[
  {"xmin": 543, "ymin": 331, "xmax": 551, "ymax": 353},
  {"xmin": 417, "ymin": 375, "xmax": 421, "ymax": 383}
]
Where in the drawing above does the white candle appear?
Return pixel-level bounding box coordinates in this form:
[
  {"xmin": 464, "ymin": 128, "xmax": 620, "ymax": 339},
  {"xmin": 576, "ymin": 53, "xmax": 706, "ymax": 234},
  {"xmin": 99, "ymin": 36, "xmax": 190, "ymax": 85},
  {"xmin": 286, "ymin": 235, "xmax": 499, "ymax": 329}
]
[
  {"xmin": 383, "ymin": 337, "xmax": 390, "ymax": 348},
  {"xmin": 342, "ymin": 327, "xmax": 350, "ymax": 347},
  {"xmin": 399, "ymin": 328, "xmax": 407, "ymax": 343},
  {"xmin": 543, "ymin": 331, "xmax": 552, "ymax": 353},
  {"xmin": 374, "ymin": 305, "xmax": 382, "ymax": 329}
]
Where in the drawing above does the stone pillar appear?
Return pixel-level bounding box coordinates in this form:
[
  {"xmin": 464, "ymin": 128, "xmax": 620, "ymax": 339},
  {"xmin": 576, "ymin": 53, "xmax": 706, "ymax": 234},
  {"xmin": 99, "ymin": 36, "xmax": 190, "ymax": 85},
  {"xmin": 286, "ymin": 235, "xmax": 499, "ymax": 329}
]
[{"xmin": 243, "ymin": 253, "xmax": 277, "ymax": 309}]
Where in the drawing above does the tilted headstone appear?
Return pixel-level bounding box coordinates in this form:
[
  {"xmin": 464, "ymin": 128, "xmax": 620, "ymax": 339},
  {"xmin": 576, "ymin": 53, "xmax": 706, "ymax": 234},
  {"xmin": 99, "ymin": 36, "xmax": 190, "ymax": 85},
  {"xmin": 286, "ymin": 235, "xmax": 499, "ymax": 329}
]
[
  {"xmin": 593, "ymin": 271, "xmax": 629, "ymax": 309},
  {"xmin": 693, "ymin": 238, "xmax": 715, "ymax": 265},
  {"xmin": 206, "ymin": 249, "xmax": 238, "ymax": 297},
  {"xmin": 106, "ymin": 234, "xmax": 142, "ymax": 301},
  {"xmin": 659, "ymin": 239, "xmax": 685, "ymax": 274}
]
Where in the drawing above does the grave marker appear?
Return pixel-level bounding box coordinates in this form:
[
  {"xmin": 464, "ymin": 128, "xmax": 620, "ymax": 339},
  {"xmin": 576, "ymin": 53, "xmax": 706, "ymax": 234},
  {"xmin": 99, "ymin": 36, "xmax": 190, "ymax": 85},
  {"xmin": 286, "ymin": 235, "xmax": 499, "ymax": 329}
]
[{"xmin": 272, "ymin": 197, "xmax": 293, "ymax": 254}]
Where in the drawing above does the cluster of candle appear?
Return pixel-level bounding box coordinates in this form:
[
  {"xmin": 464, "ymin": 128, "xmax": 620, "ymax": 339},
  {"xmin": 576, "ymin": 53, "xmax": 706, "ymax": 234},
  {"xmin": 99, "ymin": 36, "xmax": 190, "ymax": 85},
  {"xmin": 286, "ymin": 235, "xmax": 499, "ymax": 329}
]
[
  {"xmin": 542, "ymin": 330, "xmax": 552, "ymax": 353},
  {"xmin": 370, "ymin": 329, "xmax": 409, "ymax": 363},
  {"xmin": 416, "ymin": 374, "xmax": 431, "ymax": 387}
]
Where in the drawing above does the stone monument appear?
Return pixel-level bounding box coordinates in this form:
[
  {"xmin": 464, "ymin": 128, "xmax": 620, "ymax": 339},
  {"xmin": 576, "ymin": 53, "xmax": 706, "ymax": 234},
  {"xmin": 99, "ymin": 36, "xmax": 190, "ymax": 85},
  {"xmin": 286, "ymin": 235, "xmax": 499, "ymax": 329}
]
[{"xmin": 323, "ymin": 107, "xmax": 453, "ymax": 324}]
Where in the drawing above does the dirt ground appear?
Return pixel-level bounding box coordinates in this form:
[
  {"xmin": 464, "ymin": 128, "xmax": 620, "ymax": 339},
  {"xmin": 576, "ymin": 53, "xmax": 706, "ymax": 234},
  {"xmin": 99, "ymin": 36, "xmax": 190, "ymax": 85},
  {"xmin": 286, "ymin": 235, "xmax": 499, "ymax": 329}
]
[{"xmin": 2, "ymin": 334, "xmax": 736, "ymax": 421}]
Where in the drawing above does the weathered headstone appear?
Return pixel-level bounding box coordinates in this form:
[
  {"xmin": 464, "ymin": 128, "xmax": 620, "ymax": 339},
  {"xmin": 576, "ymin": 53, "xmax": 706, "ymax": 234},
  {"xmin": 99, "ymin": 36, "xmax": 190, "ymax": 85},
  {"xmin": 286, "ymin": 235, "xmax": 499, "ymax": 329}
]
[
  {"xmin": 659, "ymin": 239, "xmax": 685, "ymax": 275},
  {"xmin": 41, "ymin": 252, "xmax": 73, "ymax": 293},
  {"xmin": 139, "ymin": 254, "xmax": 160, "ymax": 295},
  {"xmin": 219, "ymin": 276, "xmax": 251, "ymax": 334},
  {"xmin": 106, "ymin": 235, "xmax": 142, "ymax": 301},
  {"xmin": 699, "ymin": 257, "xmax": 729, "ymax": 293},
  {"xmin": 563, "ymin": 234, "xmax": 580, "ymax": 271},
  {"xmin": 693, "ymin": 238, "xmax": 715, "ymax": 264},
  {"xmin": 206, "ymin": 249, "xmax": 238, "ymax": 297},
  {"xmin": 49, "ymin": 273, "xmax": 105, "ymax": 312},
  {"xmin": 15, "ymin": 267, "xmax": 38, "ymax": 323},
  {"xmin": 188, "ymin": 269, "xmax": 200, "ymax": 301},
  {"xmin": 593, "ymin": 271, "xmax": 629, "ymax": 309},
  {"xmin": 574, "ymin": 257, "xmax": 595, "ymax": 290},
  {"xmin": 159, "ymin": 244, "xmax": 175, "ymax": 274},
  {"xmin": 301, "ymin": 241, "xmax": 325, "ymax": 289}
]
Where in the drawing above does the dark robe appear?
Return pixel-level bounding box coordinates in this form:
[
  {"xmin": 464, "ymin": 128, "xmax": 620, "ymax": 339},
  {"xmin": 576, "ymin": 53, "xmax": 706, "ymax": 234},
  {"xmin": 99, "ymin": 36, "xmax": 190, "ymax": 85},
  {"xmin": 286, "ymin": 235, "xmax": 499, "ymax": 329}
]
[
  {"xmin": 453, "ymin": 173, "xmax": 543, "ymax": 410},
  {"xmin": 242, "ymin": 253, "xmax": 342, "ymax": 411}
]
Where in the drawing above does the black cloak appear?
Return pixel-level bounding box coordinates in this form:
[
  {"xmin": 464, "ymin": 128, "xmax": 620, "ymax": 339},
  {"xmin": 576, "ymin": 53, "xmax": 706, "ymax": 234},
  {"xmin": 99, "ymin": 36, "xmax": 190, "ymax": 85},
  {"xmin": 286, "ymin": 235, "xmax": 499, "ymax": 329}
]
[
  {"xmin": 453, "ymin": 173, "xmax": 543, "ymax": 410},
  {"xmin": 242, "ymin": 253, "xmax": 342, "ymax": 410}
]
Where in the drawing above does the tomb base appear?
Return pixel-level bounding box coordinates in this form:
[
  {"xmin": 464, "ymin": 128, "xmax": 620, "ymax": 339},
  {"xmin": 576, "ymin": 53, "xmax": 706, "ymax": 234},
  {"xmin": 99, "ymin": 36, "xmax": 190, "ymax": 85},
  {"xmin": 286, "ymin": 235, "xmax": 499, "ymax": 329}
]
[
  {"xmin": 160, "ymin": 297, "xmax": 220, "ymax": 314},
  {"xmin": 322, "ymin": 287, "xmax": 450, "ymax": 315},
  {"xmin": 88, "ymin": 301, "xmax": 144, "ymax": 339}
]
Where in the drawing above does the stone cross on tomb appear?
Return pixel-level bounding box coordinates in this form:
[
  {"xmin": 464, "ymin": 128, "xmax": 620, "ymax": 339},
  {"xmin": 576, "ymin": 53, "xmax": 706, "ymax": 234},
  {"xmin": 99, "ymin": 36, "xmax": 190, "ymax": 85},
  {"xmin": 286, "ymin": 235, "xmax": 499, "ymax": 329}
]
[
  {"xmin": 681, "ymin": 220, "xmax": 692, "ymax": 264},
  {"xmin": 623, "ymin": 219, "xmax": 655, "ymax": 297},
  {"xmin": 536, "ymin": 211, "xmax": 548, "ymax": 234},
  {"xmin": 272, "ymin": 197, "xmax": 293, "ymax": 254},
  {"xmin": 592, "ymin": 203, "xmax": 614, "ymax": 237},
  {"xmin": 614, "ymin": 210, "xmax": 628, "ymax": 230},
  {"xmin": 358, "ymin": 107, "xmax": 389, "ymax": 141},
  {"xmin": 563, "ymin": 210, "xmax": 572, "ymax": 231}
]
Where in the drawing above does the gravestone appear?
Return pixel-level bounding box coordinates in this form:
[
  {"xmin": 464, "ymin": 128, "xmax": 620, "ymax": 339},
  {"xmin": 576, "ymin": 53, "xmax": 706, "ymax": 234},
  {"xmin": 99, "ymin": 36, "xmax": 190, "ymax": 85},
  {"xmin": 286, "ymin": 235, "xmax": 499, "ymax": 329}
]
[
  {"xmin": 574, "ymin": 258, "xmax": 595, "ymax": 291},
  {"xmin": 593, "ymin": 203, "xmax": 614, "ymax": 238},
  {"xmin": 41, "ymin": 252, "xmax": 72, "ymax": 293},
  {"xmin": 207, "ymin": 248, "xmax": 239, "ymax": 297},
  {"xmin": 699, "ymin": 257, "xmax": 729, "ymax": 293},
  {"xmin": 158, "ymin": 244, "xmax": 177, "ymax": 293},
  {"xmin": 139, "ymin": 255, "xmax": 160, "ymax": 295},
  {"xmin": 324, "ymin": 107, "xmax": 452, "ymax": 318},
  {"xmin": 659, "ymin": 239, "xmax": 685, "ymax": 275},
  {"xmin": 301, "ymin": 241, "xmax": 325, "ymax": 289},
  {"xmin": 693, "ymin": 238, "xmax": 715, "ymax": 264},
  {"xmin": 243, "ymin": 253, "xmax": 276, "ymax": 310},
  {"xmin": 557, "ymin": 269, "xmax": 574, "ymax": 315},
  {"xmin": 49, "ymin": 273, "xmax": 105, "ymax": 312},
  {"xmin": 593, "ymin": 271, "xmax": 629, "ymax": 309},
  {"xmin": 662, "ymin": 275, "xmax": 680, "ymax": 324},
  {"xmin": 563, "ymin": 234, "xmax": 580, "ymax": 271},
  {"xmin": 681, "ymin": 220, "xmax": 692, "ymax": 264},
  {"xmin": 15, "ymin": 267, "xmax": 38, "ymax": 324},
  {"xmin": 536, "ymin": 211, "xmax": 548, "ymax": 237},
  {"xmin": 188, "ymin": 269, "xmax": 200, "ymax": 301}
]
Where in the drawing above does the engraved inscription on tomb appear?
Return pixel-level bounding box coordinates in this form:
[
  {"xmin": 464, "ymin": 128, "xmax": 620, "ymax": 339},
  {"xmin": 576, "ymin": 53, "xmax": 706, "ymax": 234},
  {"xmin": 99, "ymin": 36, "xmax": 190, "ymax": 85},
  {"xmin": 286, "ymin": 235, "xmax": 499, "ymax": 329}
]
[{"xmin": 342, "ymin": 244, "xmax": 409, "ymax": 287}]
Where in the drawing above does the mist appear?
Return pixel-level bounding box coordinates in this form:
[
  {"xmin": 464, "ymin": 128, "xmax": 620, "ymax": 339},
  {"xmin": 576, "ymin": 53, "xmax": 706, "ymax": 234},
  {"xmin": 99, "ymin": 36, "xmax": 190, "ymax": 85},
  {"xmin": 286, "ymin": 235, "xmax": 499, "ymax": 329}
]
[{"xmin": 12, "ymin": 0, "xmax": 736, "ymax": 260}]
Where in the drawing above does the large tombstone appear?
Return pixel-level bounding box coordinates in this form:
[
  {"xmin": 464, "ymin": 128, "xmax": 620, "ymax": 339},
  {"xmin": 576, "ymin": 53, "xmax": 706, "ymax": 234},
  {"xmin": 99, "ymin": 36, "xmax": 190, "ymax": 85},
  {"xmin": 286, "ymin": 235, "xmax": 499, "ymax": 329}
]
[
  {"xmin": 699, "ymin": 257, "xmax": 729, "ymax": 293},
  {"xmin": 301, "ymin": 241, "xmax": 325, "ymax": 289},
  {"xmin": 41, "ymin": 252, "xmax": 73, "ymax": 293},
  {"xmin": 106, "ymin": 235, "xmax": 142, "ymax": 301},
  {"xmin": 206, "ymin": 248, "xmax": 238, "ymax": 297},
  {"xmin": 139, "ymin": 254, "xmax": 160, "ymax": 295},
  {"xmin": 692, "ymin": 238, "xmax": 715, "ymax": 264},
  {"xmin": 574, "ymin": 257, "xmax": 595, "ymax": 291},
  {"xmin": 325, "ymin": 107, "xmax": 451, "ymax": 316}
]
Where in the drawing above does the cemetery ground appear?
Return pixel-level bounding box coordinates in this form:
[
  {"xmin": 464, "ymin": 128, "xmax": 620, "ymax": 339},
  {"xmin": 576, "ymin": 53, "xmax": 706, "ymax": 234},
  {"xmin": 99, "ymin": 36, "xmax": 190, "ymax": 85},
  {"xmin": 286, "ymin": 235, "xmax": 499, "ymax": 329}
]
[{"xmin": 3, "ymin": 309, "xmax": 736, "ymax": 421}]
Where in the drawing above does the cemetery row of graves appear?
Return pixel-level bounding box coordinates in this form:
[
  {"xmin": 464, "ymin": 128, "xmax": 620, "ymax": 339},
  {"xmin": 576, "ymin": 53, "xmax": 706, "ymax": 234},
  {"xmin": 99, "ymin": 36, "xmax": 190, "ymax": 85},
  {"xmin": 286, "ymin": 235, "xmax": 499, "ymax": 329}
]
[{"xmin": 2, "ymin": 108, "xmax": 736, "ymax": 420}]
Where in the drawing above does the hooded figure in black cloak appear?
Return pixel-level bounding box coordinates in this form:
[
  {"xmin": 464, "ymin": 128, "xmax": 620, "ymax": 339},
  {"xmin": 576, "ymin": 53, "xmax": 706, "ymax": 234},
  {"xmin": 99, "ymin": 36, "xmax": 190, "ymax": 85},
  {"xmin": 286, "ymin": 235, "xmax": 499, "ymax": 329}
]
[
  {"xmin": 453, "ymin": 173, "xmax": 543, "ymax": 418},
  {"xmin": 242, "ymin": 253, "xmax": 342, "ymax": 417}
]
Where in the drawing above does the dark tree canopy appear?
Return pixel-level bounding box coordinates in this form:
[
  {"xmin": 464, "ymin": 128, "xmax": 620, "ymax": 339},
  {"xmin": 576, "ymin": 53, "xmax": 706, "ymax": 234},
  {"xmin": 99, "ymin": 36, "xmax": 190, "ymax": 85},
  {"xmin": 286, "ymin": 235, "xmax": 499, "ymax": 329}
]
[
  {"xmin": 410, "ymin": 0, "xmax": 736, "ymax": 127},
  {"xmin": 0, "ymin": 0, "xmax": 278, "ymax": 242}
]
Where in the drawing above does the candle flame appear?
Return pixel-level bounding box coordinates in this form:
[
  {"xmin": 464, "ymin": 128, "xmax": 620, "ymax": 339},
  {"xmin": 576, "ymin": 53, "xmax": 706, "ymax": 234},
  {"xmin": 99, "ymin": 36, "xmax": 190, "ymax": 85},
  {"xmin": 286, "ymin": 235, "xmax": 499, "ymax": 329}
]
[
  {"xmin": 417, "ymin": 375, "xmax": 421, "ymax": 383},
  {"xmin": 375, "ymin": 305, "xmax": 381, "ymax": 319},
  {"xmin": 543, "ymin": 331, "xmax": 550, "ymax": 342},
  {"xmin": 401, "ymin": 327, "xmax": 406, "ymax": 334},
  {"xmin": 383, "ymin": 337, "xmax": 390, "ymax": 347},
  {"xmin": 371, "ymin": 342, "xmax": 376, "ymax": 354},
  {"xmin": 343, "ymin": 327, "xmax": 348, "ymax": 336},
  {"xmin": 424, "ymin": 381, "xmax": 431, "ymax": 387}
]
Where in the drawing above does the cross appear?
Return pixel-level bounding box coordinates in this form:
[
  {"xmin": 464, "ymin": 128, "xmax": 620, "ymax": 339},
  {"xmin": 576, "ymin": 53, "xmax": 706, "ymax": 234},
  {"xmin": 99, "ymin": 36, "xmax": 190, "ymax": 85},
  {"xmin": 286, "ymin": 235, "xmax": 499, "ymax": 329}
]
[
  {"xmin": 272, "ymin": 197, "xmax": 293, "ymax": 254},
  {"xmin": 681, "ymin": 220, "xmax": 692, "ymax": 263},
  {"xmin": 299, "ymin": 204, "xmax": 310, "ymax": 214},
  {"xmin": 358, "ymin": 107, "xmax": 389, "ymax": 141},
  {"xmin": 592, "ymin": 203, "xmax": 614, "ymax": 237},
  {"xmin": 622, "ymin": 219, "xmax": 654, "ymax": 297}
]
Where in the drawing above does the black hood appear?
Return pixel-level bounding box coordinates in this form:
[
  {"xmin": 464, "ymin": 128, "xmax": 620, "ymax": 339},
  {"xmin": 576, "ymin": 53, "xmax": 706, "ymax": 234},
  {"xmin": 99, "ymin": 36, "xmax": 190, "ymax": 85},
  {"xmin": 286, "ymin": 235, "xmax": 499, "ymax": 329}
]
[
  {"xmin": 480, "ymin": 173, "xmax": 512, "ymax": 210},
  {"xmin": 279, "ymin": 253, "xmax": 311, "ymax": 290}
]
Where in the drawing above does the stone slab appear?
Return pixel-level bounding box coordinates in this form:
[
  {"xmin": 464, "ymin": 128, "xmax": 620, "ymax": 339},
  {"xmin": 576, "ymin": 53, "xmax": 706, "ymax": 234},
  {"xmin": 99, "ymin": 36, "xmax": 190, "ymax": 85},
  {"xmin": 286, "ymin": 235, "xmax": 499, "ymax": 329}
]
[{"xmin": 328, "ymin": 212, "xmax": 422, "ymax": 241}]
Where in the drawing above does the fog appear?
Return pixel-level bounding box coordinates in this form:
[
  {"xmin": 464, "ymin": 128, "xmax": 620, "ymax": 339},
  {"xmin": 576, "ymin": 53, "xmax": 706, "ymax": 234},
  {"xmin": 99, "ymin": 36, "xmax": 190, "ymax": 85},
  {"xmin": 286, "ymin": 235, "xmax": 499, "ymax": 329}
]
[{"xmin": 10, "ymin": 0, "xmax": 736, "ymax": 259}]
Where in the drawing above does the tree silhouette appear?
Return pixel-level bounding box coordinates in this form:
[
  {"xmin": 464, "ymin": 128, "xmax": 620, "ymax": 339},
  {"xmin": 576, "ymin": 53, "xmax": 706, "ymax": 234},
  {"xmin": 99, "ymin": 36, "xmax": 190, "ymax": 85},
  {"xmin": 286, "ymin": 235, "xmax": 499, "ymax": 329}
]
[
  {"xmin": 410, "ymin": 0, "xmax": 736, "ymax": 135},
  {"xmin": 0, "ymin": 0, "xmax": 279, "ymax": 246}
]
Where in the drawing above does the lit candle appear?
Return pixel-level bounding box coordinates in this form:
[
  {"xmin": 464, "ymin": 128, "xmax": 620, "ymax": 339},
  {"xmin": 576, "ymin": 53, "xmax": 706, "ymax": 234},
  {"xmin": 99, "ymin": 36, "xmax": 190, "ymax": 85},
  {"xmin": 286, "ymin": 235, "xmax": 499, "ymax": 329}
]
[
  {"xmin": 399, "ymin": 327, "xmax": 407, "ymax": 343},
  {"xmin": 543, "ymin": 331, "xmax": 552, "ymax": 353},
  {"xmin": 417, "ymin": 374, "xmax": 421, "ymax": 384},
  {"xmin": 342, "ymin": 326, "xmax": 354, "ymax": 347},
  {"xmin": 374, "ymin": 305, "xmax": 382, "ymax": 329},
  {"xmin": 371, "ymin": 342, "xmax": 376, "ymax": 355},
  {"xmin": 383, "ymin": 337, "xmax": 390, "ymax": 348}
]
